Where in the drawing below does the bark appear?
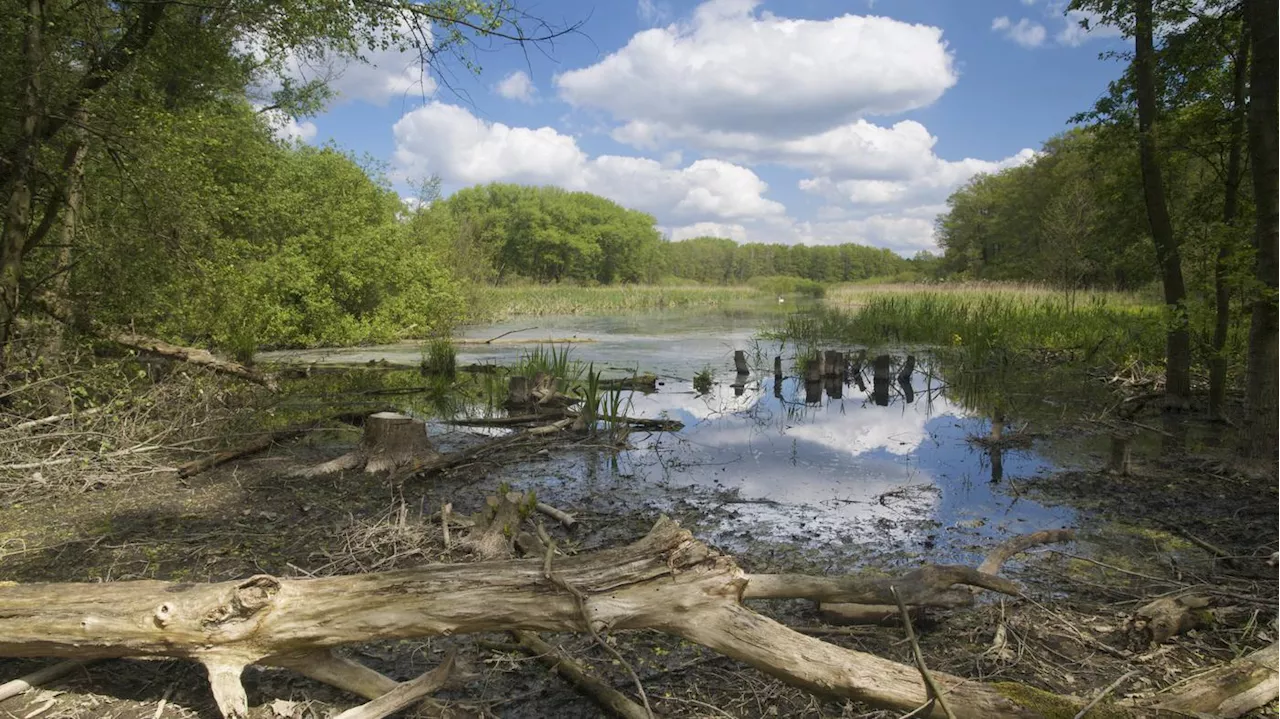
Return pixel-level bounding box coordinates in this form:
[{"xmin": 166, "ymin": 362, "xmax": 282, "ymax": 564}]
[
  {"xmin": 298, "ymin": 412, "xmax": 436, "ymax": 477},
  {"xmin": 1243, "ymin": 0, "xmax": 1278, "ymax": 457},
  {"xmin": 107, "ymin": 330, "xmax": 279, "ymax": 390},
  {"xmin": 43, "ymin": 107, "xmax": 90, "ymax": 354},
  {"xmin": 0, "ymin": 518, "xmax": 1059, "ymax": 718},
  {"xmin": 0, "ymin": 0, "xmax": 43, "ymax": 351},
  {"xmin": 1210, "ymin": 24, "xmax": 1250, "ymax": 420},
  {"xmin": 1150, "ymin": 641, "xmax": 1278, "ymax": 718},
  {"xmin": 1134, "ymin": 0, "xmax": 1192, "ymax": 407}
]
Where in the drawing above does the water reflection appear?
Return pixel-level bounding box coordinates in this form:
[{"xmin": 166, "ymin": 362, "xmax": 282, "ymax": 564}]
[{"xmin": 591, "ymin": 356, "xmax": 1075, "ymax": 559}]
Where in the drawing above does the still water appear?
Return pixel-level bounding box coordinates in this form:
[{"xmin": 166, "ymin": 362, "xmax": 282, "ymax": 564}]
[{"xmin": 262, "ymin": 308, "xmax": 1089, "ymax": 563}]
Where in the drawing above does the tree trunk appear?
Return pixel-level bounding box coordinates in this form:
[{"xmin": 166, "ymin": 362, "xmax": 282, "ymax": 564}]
[
  {"xmin": 298, "ymin": 412, "xmax": 435, "ymax": 477},
  {"xmin": 0, "ymin": 518, "xmax": 1067, "ymax": 718},
  {"xmin": 0, "ymin": 0, "xmax": 43, "ymax": 353},
  {"xmin": 1134, "ymin": 0, "xmax": 1192, "ymax": 408},
  {"xmin": 44, "ymin": 107, "xmax": 90, "ymax": 354},
  {"xmin": 1210, "ymin": 22, "xmax": 1250, "ymax": 420},
  {"xmin": 1243, "ymin": 0, "xmax": 1278, "ymax": 458}
]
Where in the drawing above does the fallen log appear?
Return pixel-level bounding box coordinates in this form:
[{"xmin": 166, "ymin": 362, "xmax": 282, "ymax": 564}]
[
  {"xmin": 1149, "ymin": 641, "xmax": 1278, "ymax": 717},
  {"xmin": 108, "ymin": 331, "xmax": 278, "ymax": 391},
  {"xmin": 0, "ymin": 519, "xmax": 1265, "ymax": 718},
  {"xmin": 0, "ymin": 517, "xmax": 1074, "ymax": 718},
  {"xmin": 597, "ymin": 374, "xmax": 659, "ymax": 392}
]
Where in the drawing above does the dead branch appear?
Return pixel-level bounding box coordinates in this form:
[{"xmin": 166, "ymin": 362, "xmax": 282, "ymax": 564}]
[
  {"xmin": 510, "ymin": 631, "xmax": 650, "ymax": 719},
  {"xmin": 0, "ymin": 659, "xmax": 86, "ymax": 702},
  {"xmin": 330, "ymin": 650, "xmax": 455, "ymax": 719},
  {"xmin": 5, "ymin": 406, "xmax": 103, "ymax": 433},
  {"xmin": 107, "ymin": 331, "xmax": 278, "ymax": 391},
  {"xmin": 1147, "ymin": 641, "xmax": 1278, "ymax": 717},
  {"xmin": 535, "ymin": 502, "xmax": 578, "ymax": 531},
  {"xmin": 893, "ymin": 586, "xmax": 956, "ymax": 719}
]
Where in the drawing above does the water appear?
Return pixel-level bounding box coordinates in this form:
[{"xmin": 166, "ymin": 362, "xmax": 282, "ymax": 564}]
[{"xmin": 261, "ymin": 307, "xmax": 1088, "ymax": 564}]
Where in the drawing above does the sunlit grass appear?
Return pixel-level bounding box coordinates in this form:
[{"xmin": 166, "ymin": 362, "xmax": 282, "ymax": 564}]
[
  {"xmin": 775, "ymin": 282, "xmax": 1167, "ymax": 366},
  {"xmin": 468, "ymin": 284, "xmax": 773, "ymax": 320}
]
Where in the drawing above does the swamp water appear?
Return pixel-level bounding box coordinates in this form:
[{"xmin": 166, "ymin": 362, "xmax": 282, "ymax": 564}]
[{"xmin": 262, "ymin": 307, "xmax": 1122, "ymax": 567}]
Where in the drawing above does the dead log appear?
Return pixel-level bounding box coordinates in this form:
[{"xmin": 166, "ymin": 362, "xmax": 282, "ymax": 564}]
[
  {"xmin": 297, "ymin": 412, "xmax": 436, "ymax": 477},
  {"xmin": 1148, "ymin": 641, "xmax": 1278, "ymax": 717},
  {"xmin": 0, "ymin": 517, "xmax": 1118, "ymax": 719},
  {"xmin": 820, "ymin": 529, "xmax": 1075, "ymax": 624},
  {"xmin": 107, "ymin": 331, "xmax": 278, "ymax": 391},
  {"xmin": 598, "ymin": 374, "xmax": 659, "ymax": 392}
]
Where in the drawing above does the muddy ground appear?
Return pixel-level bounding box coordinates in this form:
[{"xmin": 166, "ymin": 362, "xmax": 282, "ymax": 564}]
[{"xmin": 0, "ymin": 397, "xmax": 1277, "ymax": 719}]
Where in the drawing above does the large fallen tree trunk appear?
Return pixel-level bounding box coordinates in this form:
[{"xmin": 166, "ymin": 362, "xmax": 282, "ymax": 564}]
[
  {"xmin": 108, "ymin": 330, "xmax": 279, "ymax": 391},
  {"xmin": 0, "ymin": 519, "xmax": 1271, "ymax": 718}
]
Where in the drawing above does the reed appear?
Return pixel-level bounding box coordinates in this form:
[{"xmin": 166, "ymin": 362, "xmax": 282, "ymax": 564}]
[
  {"xmin": 469, "ymin": 284, "xmax": 772, "ymax": 320},
  {"xmin": 776, "ymin": 284, "xmax": 1166, "ymax": 366}
]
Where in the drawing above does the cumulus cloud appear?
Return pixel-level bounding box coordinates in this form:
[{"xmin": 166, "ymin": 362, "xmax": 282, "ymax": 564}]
[
  {"xmin": 1056, "ymin": 7, "xmax": 1124, "ymax": 46},
  {"xmin": 991, "ymin": 16, "xmax": 1047, "ymax": 48},
  {"xmin": 637, "ymin": 0, "xmax": 673, "ymax": 26},
  {"xmin": 258, "ymin": 106, "xmax": 318, "ymax": 143},
  {"xmin": 556, "ymin": 0, "xmax": 957, "ymax": 140},
  {"xmin": 392, "ymin": 102, "xmax": 784, "ymax": 224},
  {"xmin": 667, "ymin": 222, "xmax": 749, "ymax": 242},
  {"xmin": 800, "ymin": 148, "xmax": 1037, "ymax": 208},
  {"xmin": 494, "ymin": 70, "xmax": 536, "ymax": 102},
  {"xmin": 244, "ymin": 22, "xmax": 437, "ymax": 108}
]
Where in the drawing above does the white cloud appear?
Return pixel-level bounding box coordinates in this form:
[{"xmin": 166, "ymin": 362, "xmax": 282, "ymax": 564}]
[
  {"xmin": 392, "ymin": 102, "xmax": 785, "ymax": 224},
  {"xmin": 800, "ymin": 148, "xmax": 1037, "ymax": 209},
  {"xmin": 244, "ymin": 22, "xmax": 437, "ymax": 108},
  {"xmin": 991, "ymin": 16, "xmax": 1047, "ymax": 48},
  {"xmin": 556, "ymin": 1, "xmax": 957, "ymax": 139},
  {"xmin": 494, "ymin": 70, "xmax": 536, "ymax": 103},
  {"xmin": 667, "ymin": 222, "xmax": 748, "ymax": 242},
  {"xmin": 258, "ymin": 106, "xmax": 318, "ymax": 143},
  {"xmin": 1056, "ymin": 8, "xmax": 1123, "ymax": 46}
]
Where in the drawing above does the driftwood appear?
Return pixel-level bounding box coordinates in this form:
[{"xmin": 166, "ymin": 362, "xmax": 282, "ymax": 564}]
[
  {"xmin": 108, "ymin": 331, "xmax": 278, "ymax": 391},
  {"xmin": 820, "ymin": 528, "xmax": 1076, "ymax": 624},
  {"xmin": 0, "ymin": 517, "xmax": 1144, "ymax": 719}
]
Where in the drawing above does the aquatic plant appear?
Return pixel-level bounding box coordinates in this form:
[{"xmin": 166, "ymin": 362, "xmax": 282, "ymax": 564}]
[
  {"xmin": 468, "ymin": 284, "xmax": 774, "ymax": 321},
  {"xmin": 420, "ymin": 337, "xmax": 457, "ymax": 376},
  {"xmin": 775, "ymin": 284, "xmax": 1165, "ymax": 367},
  {"xmin": 514, "ymin": 342, "xmax": 582, "ymax": 382},
  {"xmin": 693, "ymin": 365, "xmax": 714, "ymax": 395}
]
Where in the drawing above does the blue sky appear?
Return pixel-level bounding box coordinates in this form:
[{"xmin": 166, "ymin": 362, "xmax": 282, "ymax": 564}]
[{"xmin": 266, "ymin": 0, "xmax": 1128, "ymax": 255}]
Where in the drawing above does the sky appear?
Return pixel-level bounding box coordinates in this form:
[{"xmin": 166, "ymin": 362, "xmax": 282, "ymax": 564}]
[{"xmin": 263, "ymin": 0, "xmax": 1129, "ymax": 256}]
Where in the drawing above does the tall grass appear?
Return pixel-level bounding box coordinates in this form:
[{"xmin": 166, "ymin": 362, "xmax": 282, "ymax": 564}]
[
  {"xmin": 513, "ymin": 343, "xmax": 582, "ymax": 381},
  {"xmin": 778, "ymin": 284, "xmax": 1166, "ymax": 366},
  {"xmin": 469, "ymin": 284, "xmax": 773, "ymax": 320},
  {"xmin": 419, "ymin": 337, "xmax": 457, "ymax": 376}
]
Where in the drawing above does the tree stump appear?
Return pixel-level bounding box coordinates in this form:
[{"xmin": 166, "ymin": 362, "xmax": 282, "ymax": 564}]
[
  {"xmin": 298, "ymin": 412, "xmax": 435, "ymax": 477},
  {"xmin": 822, "ymin": 350, "xmax": 843, "ymax": 378}
]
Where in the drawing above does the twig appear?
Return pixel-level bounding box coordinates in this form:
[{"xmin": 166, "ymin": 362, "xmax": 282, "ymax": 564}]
[
  {"xmin": 152, "ymin": 683, "xmax": 175, "ymax": 719},
  {"xmin": 441, "ymin": 502, "xmax": 452, "ymax": 550},
  {"xmin": 1072, "ymin": 670, "xmax": 1137, "ymax": 719},
  {"xmin": 484, "ymin": 326, "xmax": 538, "ymax": 343},
  {"xmin": 535, "ymin": 501, "xmax": 578, "ymax": 530},
  {"xmin": 891, "ymin": 586, "xmax": 956, "ymax": 719},
  {"xmin": 543, "ymin": 541, "xmax": 654, "ymax": 719},
  {"xmin": 5, "ymin": 406, "xmax": 104, "ymax": 433},
  {"xmin": 509, "ymin": 631, "xmax": 650, "ymax": 719}
]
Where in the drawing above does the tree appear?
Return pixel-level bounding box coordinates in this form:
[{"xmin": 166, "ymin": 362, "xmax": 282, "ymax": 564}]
[
  {"xmin": 1130, "ymin": 0, "xmax": 1193, "ymax": 406},
  {"xmin": 1243, "ymin": 0, "xmax": 1277, "ymax": 456}
]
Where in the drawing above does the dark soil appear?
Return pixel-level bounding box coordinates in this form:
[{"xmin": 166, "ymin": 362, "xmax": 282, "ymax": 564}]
[{"xmin": 1, "ymin": 402, "xmax": 1276, "ymax": 719}]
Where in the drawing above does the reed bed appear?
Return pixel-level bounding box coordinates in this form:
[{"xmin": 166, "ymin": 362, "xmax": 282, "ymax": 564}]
[
  {"xmin": 779, "ymin": 284, "xmax": 1166, "ymax": 366},
  {"xmin": 469, "ymin": 284, "xmax": 770, "ymax": 320}
]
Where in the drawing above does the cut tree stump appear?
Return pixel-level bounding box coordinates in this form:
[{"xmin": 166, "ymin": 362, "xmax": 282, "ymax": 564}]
[{"xmin": 296, "ymin": 412, "xmax": 436, "ymax": 477}]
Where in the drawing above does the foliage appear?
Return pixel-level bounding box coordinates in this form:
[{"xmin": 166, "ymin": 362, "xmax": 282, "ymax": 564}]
[
  {"xmin": 746, "ymin": 276, "xmax": 826, "ymax": 298},
  {"xmin": 661, "ymin": 236, "xmax": 914, "ymax": 285},
  {"xmin": 781, "ymin": 284, "xmax": 1165, "ymax": 367},
  {"xmin": 421, "ymin": 337, "xmax": 457, "ymax": 376},
  {"xmin": 469, "ymin": 284, "xmax": 773, "ymax": 321}
]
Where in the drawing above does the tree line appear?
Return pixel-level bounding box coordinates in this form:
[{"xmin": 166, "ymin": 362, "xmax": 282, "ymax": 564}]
[{"xmin": 935, "ymin": 0, "xmax": 1275, "ymax": 449}]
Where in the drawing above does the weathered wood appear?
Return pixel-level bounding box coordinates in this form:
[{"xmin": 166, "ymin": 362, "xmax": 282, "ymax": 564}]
[
  {"xmin": 330, "ymin": 651, "xmax": 455, "ymax": 719},
  {"xmin": 0, "ymin": 659, "xmax": 86, "ymax": 702},
  {"xmin": 733, "ymin": 350, "xmax": 749, "ymax": 374},
  {"xmin": 535, "ymin": 502, "xmax": 578, "ymax": 531},
  {"xmin": 299, "ymin": 412, "xmax": 436, "ymax": 477},
  {"xmin": 0, "ymin": 518, "xmax": 1061, "ymax": 718},
  {"xmin": 822, "ymin": 350, "xmax": 843, "ymax": 378},
  {"xmin": 1149, "ymin": 641, "xmax": 1278, "ymax": 717},
  {"xmin": 108, "ymin": 331, "xmax": 278, "ymax": 391}
]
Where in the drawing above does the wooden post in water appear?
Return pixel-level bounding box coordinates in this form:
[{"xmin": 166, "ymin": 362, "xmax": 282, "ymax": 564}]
[
  {"xmin": 773, "ymin": 355, "xmax": 784, "ymax": 400},
  {"xmin": 824, "ymin": 376, "xmax": 843, "ymax": 400},
  {"xmin": 508, "ymin": 376, "xmax": 531, "ymax": 406},
  {"xmin": 897, "ymin": 354, "xmax": 916, "ymax": 383},
  {"xmin": 773, "ymin": 355, "xmax": 782, "ymax": 376},
  {"xmin": 733, "ymin": 350, "xmax": 750, "ymax": 375},
  {"xmin": 822, "ymin": 350, "xmax": 843, "ymax": 378},
  {"xmin": 872, "ymin": 355, "xmax": 892, "ymax": 406}
]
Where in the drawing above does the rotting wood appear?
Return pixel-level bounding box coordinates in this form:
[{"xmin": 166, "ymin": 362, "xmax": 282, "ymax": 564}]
[
  {"xmin": 820, "ymin": 528, "xmax": 1075, "ymax": 623},
  {"xmin": 297, "ymin": 412, "xmax": 436, "ymax": 477},
  {"xmin": 0, "ymin": 659, "xmax": 86, "ymax": 703},
  {"xmin": 107, "ymin": 331, "xmax": 278, "ymax": 391},
  {"xmin": 0, "ymin": 517, "xmax": 1072, "ymax": 719},
  {"xmin": 510, "ymin": 631, "xmax": 651, "ymax": 719},
  {"xmin": 535, "ymin": 502, "xmax": 578, "ymax": 530},
  {"xmin": 330, "ymin": 650, "xmax": 455, "ymax": 719}
]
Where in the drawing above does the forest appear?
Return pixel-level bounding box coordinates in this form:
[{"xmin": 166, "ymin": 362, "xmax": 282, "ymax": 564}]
[{"xmin": 0, "ymin": 0, "xmax": 1277, "ymax": 718}]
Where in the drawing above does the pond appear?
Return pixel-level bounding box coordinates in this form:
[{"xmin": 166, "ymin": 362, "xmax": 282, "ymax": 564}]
[{"xmin": 260, "ymin": 305, "xmax": 1120, "ymax": 567}]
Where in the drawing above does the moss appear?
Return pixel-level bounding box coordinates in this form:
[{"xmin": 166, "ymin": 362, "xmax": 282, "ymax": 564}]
[{"xmin": 993, "ymin": 682, "xmax": 1136, "ymax": 719}]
